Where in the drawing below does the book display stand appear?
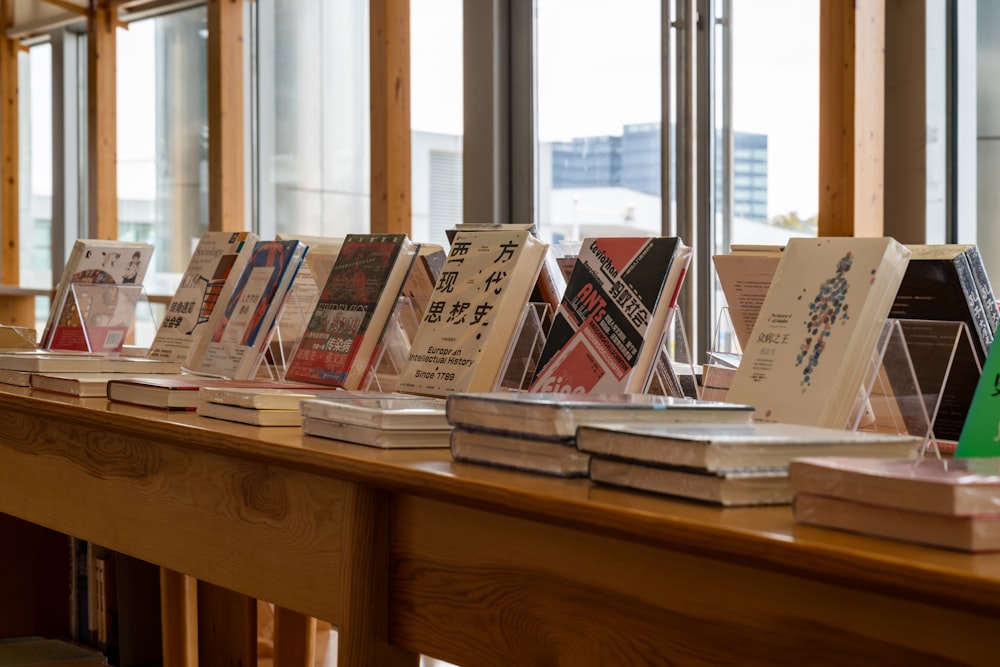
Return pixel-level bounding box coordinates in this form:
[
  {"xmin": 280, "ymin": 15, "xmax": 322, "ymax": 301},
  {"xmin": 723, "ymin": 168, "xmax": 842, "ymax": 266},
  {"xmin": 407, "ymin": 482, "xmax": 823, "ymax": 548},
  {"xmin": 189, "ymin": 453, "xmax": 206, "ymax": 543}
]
[
  {"xmin": 64, "ymin": 283, "xmax": 153, "ymax": 354},
  {"xmin": 363, "ymin": 297, "xmax": 416, "ymax": 392},
  {"xmin": 701, "ymin": 307, "xmax": 742, "ymax": 401},
  {"xmin": 497, "ymin": 302, "xmax": 551, "ymax": 392},
  {"xmin": 264, "ymin": 290, "xmax": 315, "ymax": 380},
  {"xmin": 854, "ymin": 319, "xmax": 979, "ymax": 456},
  {"xmin": 642, "ymin": 307, "xmax": 698, "ymax": 398}
]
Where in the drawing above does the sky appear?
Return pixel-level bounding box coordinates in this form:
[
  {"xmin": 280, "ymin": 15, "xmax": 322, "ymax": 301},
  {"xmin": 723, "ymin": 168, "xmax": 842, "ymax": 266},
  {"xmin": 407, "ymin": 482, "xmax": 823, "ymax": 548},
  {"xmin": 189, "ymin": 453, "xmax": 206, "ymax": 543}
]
[{"xmin": 411, "ymin": 0, "xmax": 820, "ymax": 221}]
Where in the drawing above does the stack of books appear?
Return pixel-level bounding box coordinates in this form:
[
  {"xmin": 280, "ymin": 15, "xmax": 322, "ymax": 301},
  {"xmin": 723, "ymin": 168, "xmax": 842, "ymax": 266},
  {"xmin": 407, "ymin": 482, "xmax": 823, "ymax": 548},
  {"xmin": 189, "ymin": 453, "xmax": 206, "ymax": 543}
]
[
  {"xmin": 445, "ymin": 391, "xmax": 755, "ymax": 478},
  {"xmin": 0, "ymin": 350, "xmax": 183, "ymax": 390},
  {"xmin": 299, "ymin": 393, "xmax": 450, "ymax": 448},
  {"xmin": 578, "ymin": 422, "xmax": 921, "ymax": 506},
  {"xmin": 194, "ymin": 385, "xmax": 348, "ymax": 426},
  {"xmin": 790, "ymin": 456, "xmax": 1000, "ymax": 552}
]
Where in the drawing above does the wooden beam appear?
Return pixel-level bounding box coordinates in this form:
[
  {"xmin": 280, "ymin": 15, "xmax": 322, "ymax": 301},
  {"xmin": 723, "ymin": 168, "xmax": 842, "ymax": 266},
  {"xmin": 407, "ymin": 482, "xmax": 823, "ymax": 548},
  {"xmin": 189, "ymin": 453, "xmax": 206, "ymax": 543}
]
[
  {"xmin": 207, "ymin": 0, "xmax": 244, "ymax": 233},
  {"xmin": 87, "ymin": 2, "xmax": 118, "ymax": 240},
  {"xmin": 370, "ymin": 0, "xmax": 411, "ymax": 235},
  {"xmin": 818, "ymin": 0, "xmax": 886, "ymax": 237},
  {"xmin": 1, "ymin": 0, "xmax": 17, "ymax": 284},
  {"xmin": 161, "ymin": 568, "xmax": 198, "ymax": 667},
  {"xmin": 39, "ymin": 0, "xmax": 88, "ymax": 16}
]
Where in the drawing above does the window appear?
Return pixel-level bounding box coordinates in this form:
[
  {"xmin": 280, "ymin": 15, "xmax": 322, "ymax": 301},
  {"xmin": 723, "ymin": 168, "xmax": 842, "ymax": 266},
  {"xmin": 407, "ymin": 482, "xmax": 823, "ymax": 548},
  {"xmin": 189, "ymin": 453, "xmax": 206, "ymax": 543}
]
[
  {"xmin": 22, "ymin": 43, "xmax": 53, "ymax": 289},
  {"xmin": 253, "ymin": 0, "xmax": 370, "ymax": 240}
]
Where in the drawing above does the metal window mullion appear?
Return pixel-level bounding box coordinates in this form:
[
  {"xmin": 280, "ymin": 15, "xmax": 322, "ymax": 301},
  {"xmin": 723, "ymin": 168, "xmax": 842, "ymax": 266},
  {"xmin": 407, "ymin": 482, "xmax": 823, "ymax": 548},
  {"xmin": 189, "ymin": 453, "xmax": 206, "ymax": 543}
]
[
  {"xmin": 693, "ymin": 0, "xmax": 716, "ymax": 363},
  {"xmin": 51, "ymin": 28, "xmax": 81, "ymax": 279}
]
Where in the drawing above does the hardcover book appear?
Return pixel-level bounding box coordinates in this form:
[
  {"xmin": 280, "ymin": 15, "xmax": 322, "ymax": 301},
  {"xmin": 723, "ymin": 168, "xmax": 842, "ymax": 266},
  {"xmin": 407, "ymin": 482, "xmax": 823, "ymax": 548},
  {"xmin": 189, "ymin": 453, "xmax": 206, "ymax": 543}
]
[
  {"xmin": 147, "ymin": 231, "xmax": 258, "ymax": 365},
  {"xmin": 188, "ymin": 239, "xmax": 307, "ymax": 379},
  {"xmin": 30, "ymin": 371, "xmax": 189, "ymax": 398},
  {"xmin": 788, "ymin": 456, "xmax": 1000, "ymax": 516},
  {"xmin": 725, "ymin": 237, "xmax": 911, "ymax": 429},
  {"xmin": 445, "ymin": 391, "xmax": 754, "ymax": 439},
  {"xmin": 588, "ymin": 457, "xmax": 791, "ymax": 506},
  {"xmin": 285, "ymin": 234, "xmax": 418, "ymax": 390},
  {"xmin": 450, "ymin": 427, "xmax": 591, "ymax": 477},
  {"xmin": 394, "ymin": 230, "xmax": 548, "ymax": 396},
  {"xmin": 575, "ymin": 422, "xmax": 921, "ymax": 473},
  {"xmin": 793, "ymin": 492, "xmax": 1000, "ymax": 553},
  {"xmin": 42, "ymin": 239, "xmax": 155, "ymax": 352},
  {"xmin": 529, "ymin": 236, "xmax": 691, "ymax": 394}
]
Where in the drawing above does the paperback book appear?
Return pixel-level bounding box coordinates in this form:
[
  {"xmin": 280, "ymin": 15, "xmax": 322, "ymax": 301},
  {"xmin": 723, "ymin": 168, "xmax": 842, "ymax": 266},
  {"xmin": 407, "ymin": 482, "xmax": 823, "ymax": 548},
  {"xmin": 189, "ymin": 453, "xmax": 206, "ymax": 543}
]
[
  {"xmin": 394, "ymin": 229, "xmax": 548, "ymax": 396},
  {"xmin": 42, "ymin": 239, "xmax": 155, "ymax": 352},
  {"xmin": 725, "ymin": 237, "xmax": 911, "ymax": 429},
  {"xmin": 196, "ymin": 401, "xmax": 301, "ymax": 426},
  {"xmin": 285, "ymin": 233, "xmax": 418, "ymax": 389},
  {"xmin": 198, "ymin": 385, "xmax": 349, "ymax": 411},
  {"xmin": 450, "ymin": 427, "xmax": 591, "ymax": 477},
  {"xmin": 299, "ymin": 394, "xmax": 448, "ymax": 430},
  {"xmin": 188, "ymin": 239, "xmax": 307, "ymax": 379},
  {"xmin": 529, "ymin": 236, "xmax": 691, "ymax": 394},
  {"xmin": 887, "ymin": 244, "xmax": 998, "ymax": 442},
  {"xmin": 301, "ymin": 416, "xmax": 450, "ymax": 449},
  {"xmin": 30, "ymin": 371, "xmax": 189, "ymax": 398},
  {"xmin": 445, "ymin": 391, "xmax": 754, "ymax": 439},
  {"xmin": 793, "ymin": 491, "xmax": 1000, "ymax": 553},
  {"xmin": 575, "ymin": 422, "xmax": 921, "ymax": 473},
  {"xmin": 106, "ymin": 376, "xmax": 316, "ymax": 410},
  {"xmin": 789, "ymin": 456, "xmax": 1000, "ymax": 516},
  {"xmin": 711, "ymin": 244, "xmax": 783, "ymax": 350},
  {"xmin": 588, "ymin": 457, "xmax": 791, "ymax": 506},
  {"xmin": 147, "ymin": 231, "xmax": 258, "ymax": 365},
  {"xmin": 0, "ymin": 350, "xmax": 182, "ymax": 374}
]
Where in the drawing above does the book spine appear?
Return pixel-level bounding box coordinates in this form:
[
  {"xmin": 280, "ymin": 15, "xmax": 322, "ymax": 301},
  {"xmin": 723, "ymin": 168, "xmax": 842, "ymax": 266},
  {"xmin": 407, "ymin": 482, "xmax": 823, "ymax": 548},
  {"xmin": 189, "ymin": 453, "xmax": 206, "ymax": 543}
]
[
  {"xmin": 955, "ymin": 253, "xmax": 993, "ymax": 360},
  {"xmin": 965, "ymin": 246, "xmax": 999, "ymax": 349}
]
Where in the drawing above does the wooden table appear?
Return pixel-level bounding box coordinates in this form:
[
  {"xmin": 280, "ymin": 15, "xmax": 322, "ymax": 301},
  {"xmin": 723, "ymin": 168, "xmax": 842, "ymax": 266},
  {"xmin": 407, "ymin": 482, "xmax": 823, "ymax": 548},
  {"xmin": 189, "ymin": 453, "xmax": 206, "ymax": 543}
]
[{"xmin": 1, "ymin": 386, "xmax": 999, "ymax": 666}]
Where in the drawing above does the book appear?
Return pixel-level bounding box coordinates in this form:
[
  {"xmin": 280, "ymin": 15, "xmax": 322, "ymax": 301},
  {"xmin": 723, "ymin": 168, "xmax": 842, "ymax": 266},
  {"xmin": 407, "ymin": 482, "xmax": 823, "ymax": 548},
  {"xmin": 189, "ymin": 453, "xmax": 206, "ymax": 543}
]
[
  {"xmin": 188, "ymin": 239, "xmax": 308, "ymax": 379},
  {"xmin": 793, "ymin": 491, "xmax": 1000, "ymax": 553},
  {"xmin": 725, "ymin": 237, "xmax": 912, "ymax": 429},
  {"xmin": 887, "ymin": 244, "xmax": 998, "ymax": 441},
  {"xmin": 42, "ymin": 239, "xmax": 155, "ymax": 352},
  {"xmin": 299, "ymin": 394, "xmax": 448, "ymax": 429},
  {"xmin": 198, "ymin": 385, "xmax": 348, "ymax": 411},
  {"xmin": 285, "ymin": 234, "xmax": 418, "ymax": 389},
  {"xmin": 957, "ymin": 317, "xmax": 1000, "ymax": 456},
  {"xmin": 528, "ymin": 237, "xmax": 691, "ymax": 394},
  {"xmin": 575, "ymin": 422, "xmax": 921, "ymax": 473},
  {"xmin": 588, "ymin": 457, "xmax": 791, "ymax": 506},
  {"xmin": 30, "ymin": 371, "xmax": 188, "ymax": 398},
  {"xmin": 445, "ymin": 391, "xmax": 754, "ymax": 439},
  {"xmin": 0, "ymin": 369, "xmax": 32, "ymax": 387},
  {"xmin": 106, "ymin": 377, "xmax": 318, "ymax": 410},
  {"xmin": 450, "ymin": 427, "xmax": 591, "ymax": 477},
  {"xmin": 195, "ymin": 401, "xmax": 301, "ymax": 426},
  {"xmin": 0, "ymin": 350, "xmax": 183, "ymax": 374},
  {"xmin": 788, "ymin": 456, "xmax": 1000, "ymax": 516},
  {"xmin": 147, "ymin": 231, "xmax": 258, "ymax": 365},
  {"xmin": 711, "ymin": 244, "xmax": 783, "ymax": 350},
  {"xmin": 301, "ymin": 416, "xmax": 450, "ymax": 449},
  {"xmin": 394, "ymin": 229, "xmax": 548, "ymax": 396}
]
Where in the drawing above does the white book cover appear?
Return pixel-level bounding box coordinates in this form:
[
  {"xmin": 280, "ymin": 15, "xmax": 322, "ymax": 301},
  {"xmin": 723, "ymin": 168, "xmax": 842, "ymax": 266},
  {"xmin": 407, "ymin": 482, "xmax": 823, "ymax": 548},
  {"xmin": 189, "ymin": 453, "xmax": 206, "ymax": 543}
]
[
  {"xmin": 147, "ymin": 231, "xmax": 258, "ymax": 364},
  {"xmin": 725, "ymin": 237, "xmax": 911, "ymax": 429},
  {"xmin": 394, "ymin": 230, "xmax": 547, "ymax": 396}
]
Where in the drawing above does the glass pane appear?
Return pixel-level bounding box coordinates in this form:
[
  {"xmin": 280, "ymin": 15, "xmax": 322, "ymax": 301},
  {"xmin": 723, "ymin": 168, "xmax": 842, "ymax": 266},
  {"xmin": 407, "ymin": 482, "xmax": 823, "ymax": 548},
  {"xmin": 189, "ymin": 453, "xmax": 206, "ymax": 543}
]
[
  {"xmin": 411, "ymin": 0, "xmax": 463, "ymax": 247},
  {"xmin": 255, "ymin": 0, "xmax": 370, "ymax": 238},
  {"xmin": 117, "ymin": 7, "xmax": 209, "ymax": 296},
  {"xmin": 536, "ymin": 0, "xmax": 662, "ymax": 245},
  {"xmin": 730, "ymin": 0, "xmax": 818, "ymax": 245},
  {"xmin": 22, "ymin": 43, "xmax": 53, "ymax": 290}
]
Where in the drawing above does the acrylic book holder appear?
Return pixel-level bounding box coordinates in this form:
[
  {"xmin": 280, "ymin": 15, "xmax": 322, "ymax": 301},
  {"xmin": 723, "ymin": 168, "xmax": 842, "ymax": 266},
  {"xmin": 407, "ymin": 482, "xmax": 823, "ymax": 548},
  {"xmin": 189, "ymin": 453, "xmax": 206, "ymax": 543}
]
[
  {"xmin": 644, "ymin": 306, "xmax": 699, "ymax": 398},
  {"xmin": 495, "ymin": 302, "xmax": 552, "ymax": 392},
  {"xmin": 63, "ymin": 282, "xmax": 154, "ymax": 354}
]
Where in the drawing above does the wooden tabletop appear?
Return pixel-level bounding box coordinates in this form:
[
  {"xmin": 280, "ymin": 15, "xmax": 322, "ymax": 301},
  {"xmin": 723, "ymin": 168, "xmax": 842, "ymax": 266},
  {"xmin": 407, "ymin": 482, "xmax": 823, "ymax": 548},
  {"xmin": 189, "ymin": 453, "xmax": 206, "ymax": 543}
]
[{"xmin": 3, "ymin": 385, "xmax": 1000, "ymax": 665}]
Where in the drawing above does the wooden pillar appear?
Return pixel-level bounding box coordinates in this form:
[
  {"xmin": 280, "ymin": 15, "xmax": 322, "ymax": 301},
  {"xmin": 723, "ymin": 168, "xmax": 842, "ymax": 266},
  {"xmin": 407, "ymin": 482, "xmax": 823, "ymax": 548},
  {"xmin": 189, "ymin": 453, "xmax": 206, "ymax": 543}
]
[
  {"xmin": 370, "ymin": 0, "xmax": 411, "ymax": 235},
  {"xmin": 87, "ymin": 2, "xmax": 117, "ymax": 240},
  {"xmin": 818, "ymin": 0, "xmax": 886, "ymax": 237},
  {"xmin": 161, "ymin": 569, "xmax": 199, "ymax": 667},
  {"xmin": 1, "ymin": 0, "xmax": 17, "ymax": 282},
  {"xmin": 197, "ymin": 582, "xmax": 256, "ymax": 667},
  {"xmin": 207, "ymin": 0, "xmax": 244, "ymax": 232}
]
